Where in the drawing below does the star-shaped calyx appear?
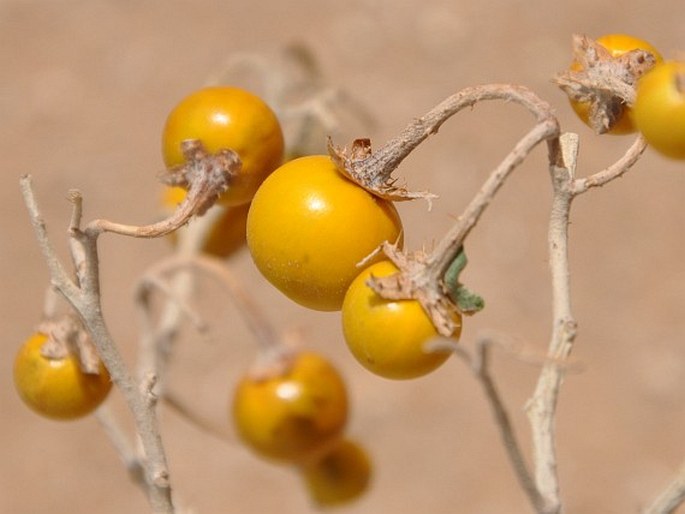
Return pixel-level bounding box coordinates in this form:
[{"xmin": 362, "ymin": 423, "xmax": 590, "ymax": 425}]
[{"xmin": 555, "ymin": 34, "xmax": 659, "ymax": 134}]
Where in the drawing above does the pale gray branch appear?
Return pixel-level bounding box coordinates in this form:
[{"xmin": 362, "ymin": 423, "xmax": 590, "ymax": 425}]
[
  {"xmin": 643, "ymin": 463, "xmax": 685, "ymax": 514},
  {"xmin": 474, "ymin": 339, "xmax": 547, "ymax": 512},
  {"xmin": 21, "ymin": 175, "xmax": 176, "ymax": 514},
  {"xmin": 573, "ymin": 134, "xmax": 647, "ymax": 194}
]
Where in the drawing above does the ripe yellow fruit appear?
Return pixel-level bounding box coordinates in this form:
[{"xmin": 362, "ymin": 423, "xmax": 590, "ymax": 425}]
[
  {"xmin": 247, "ymin": 155, "xmax": 403, "ymax": 311},
  {"xmin": 162, "ymin": 86, "xmax": 284, "ymax": 206},
  {"xmin": 232, "ymin": 352, "xmax": 349, "ymax": 464},
  {"xmin": 300, "ymin": 439, "xmax": 372, "ymax": 506},
  {"xmin": 14, "ymin": 332, "xmax": 112, "ymax": 420},
  {"xmin": 342, "ymin": 261, "xmax": 460, "ymax": 379}
]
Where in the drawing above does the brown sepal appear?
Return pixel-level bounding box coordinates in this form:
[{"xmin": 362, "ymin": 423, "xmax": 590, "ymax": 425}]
[
  {"xmin": 159, "ymin": 140, "xmax": 242, "ymax": 216},
  {"xmin": 555, "ymin": 34, "xmax": 658, "ymax": 134},
  {"xmin": 327, "ymin": 138, "xmax": 436, "ymax": 204},
  {"xmin": 365, "ymin": 242, "xmax": 461, "ymax": 337}
]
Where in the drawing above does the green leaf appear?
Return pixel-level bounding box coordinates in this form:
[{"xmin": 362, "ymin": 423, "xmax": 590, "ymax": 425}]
[{"xmin": 443, "ymin": 247, "xmax": 485, "ymax": 315}]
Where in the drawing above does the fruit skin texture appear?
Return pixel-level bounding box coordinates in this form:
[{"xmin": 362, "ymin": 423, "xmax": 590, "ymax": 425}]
[
  {"xmin": 162, "ymin": 86, "xmax": 284, "ymax": 206},
  {"xmin": 247, "ymin": 155, "xmax": 403, "ymax": 311},
  {"xmin": 232, "ymin": 352, "xmax": 349, "ymax": 464},
  {"xmin": 162, "ymin": 186, "xmax": 248, "ymax": 258},
  {"xmin": 569, "ymin": 34, "xmax": 663, "ymax": 135},
  {"xmin": 13, "ymin": 332, "xmax": 112, "ymax": 420},
  {"xmin": 342, "ymin": 261, "xmax": 461, "ymax": 380},
  {"xmin": 633, "ymin": 61, "xmax": 685, "ymax": 160},
  {"xmin": 300, "ymin": 439, "xmax": 371, "ymax": 507}
]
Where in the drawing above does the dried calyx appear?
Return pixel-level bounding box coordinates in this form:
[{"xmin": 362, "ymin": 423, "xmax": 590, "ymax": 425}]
[
  {"xmin": 37, "ymin": 315, "xmax": 103, "ymax": 374},
  {"xmin": 328, "ymin": 138, "xmax": 436, "ymax": 204},
  {"xmin": 161, "ymin": 140, "xmax": 241, "ymax": 216},
  {"xmin": 328, "ymin": 84, "xmax": 557, "ymax": 337},
  {"xmin": 555, "ymin": 34, "xmax": 658, "ymax": 134},
  {"xmin": 366, "ymin": 242, "xmax": 483, "ymax": 337}
]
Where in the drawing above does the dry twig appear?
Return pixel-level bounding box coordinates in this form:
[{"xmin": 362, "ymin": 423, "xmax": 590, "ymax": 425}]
[{"xmin": 19, "ymin": 148, "xmax": 235, "ymax": 513}]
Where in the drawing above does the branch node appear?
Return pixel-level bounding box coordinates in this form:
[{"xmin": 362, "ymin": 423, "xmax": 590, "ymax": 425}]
[
  {"xmin": 141, "ymin": 373, "xmax": 160, "ymax": 407},
  {"xmin": 151, "ymin": 468, "xmax": 171, "ymax": 489}
]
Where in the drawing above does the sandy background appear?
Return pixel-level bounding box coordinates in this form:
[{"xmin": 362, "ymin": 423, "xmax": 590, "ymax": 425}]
[{"xmin": 3, "ymin": 1, "xmax": 685, "ymax": 513}]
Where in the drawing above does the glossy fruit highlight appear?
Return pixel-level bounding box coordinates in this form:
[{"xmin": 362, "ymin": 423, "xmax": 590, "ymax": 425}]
[
  {"xmin": 232, "ymin": 351, "xmax": 348, "ymax": 464},
  {"xmin": 633, "ymin": 61, "xmax": 685, "ymax": 159},
  {"xmin": 247, "ymin": 155, "xmax": 403, "ymax": 311},
  {"xmin": 14, "ymin": 332, "xmax": 112, "ymax": 420},
  {"xmin": 162, "ymin": 86, "xmax": 284, "ymax": 206}
]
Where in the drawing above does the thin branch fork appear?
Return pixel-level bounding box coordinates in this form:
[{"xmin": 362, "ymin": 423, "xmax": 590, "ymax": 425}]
[
  {"xmin": 334, "ymin": 83, "xmax": 575, "ymax": 513},
  {"xmin": 436, "ymin": 130, "xmax": 647, "ymax": 514},
  {"xmin": 19, "ymin": 175, "xmax": 226, "ymax": 513},
  {"xmin": 331, "ymin": 84, "xmax": 572, "ymax": 513},
  {"xmin": 432, "ymin": 335, "xmax": 546, "ymax": 512},
  {"xmin": 352, "ymin": 85, "xmax": 561, "ymax": 339},
  {"xmin": 573, "ymin": 134, "xmax": 647, "ymax": 193},
  {"xmin": 370, "ymin": 88, "xmax": 650, "ymax": 513},
  {"xmin": 643, "ymin": 463, "xmax": 685, "ymax": 514},
  {"xmin": 134, "ymin": 203, "xmax": 228, "ymax": 397},
  {"xmin": 136, "ymin": 253, "xmax": 281, "ymax": 347},
  {"xmin": 18, "ymin": 142, "xmax": 238, "ymax": 514},
  {"xmin": 21, "ymin": 175, "xmax": 176, "ymax": 513},
  {"xmin": 331, "ymin": 84, "xmax": 558, "ymax": 203},
  {"xmin": 133, "ymin": 252, "xmax": 288, "ymax": 439},
  {"xmin": 526, "ymin": 131, "xmax": 650, "ymax": 514},
  {"xmin": 19, "ymin": 73, "xmax": 679, "ymax": 514}
]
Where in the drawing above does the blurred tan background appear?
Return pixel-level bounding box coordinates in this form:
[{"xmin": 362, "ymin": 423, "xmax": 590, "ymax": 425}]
[{"xmin": 2, "ymin": 1, "xmax": 685, "ymax": 513}]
